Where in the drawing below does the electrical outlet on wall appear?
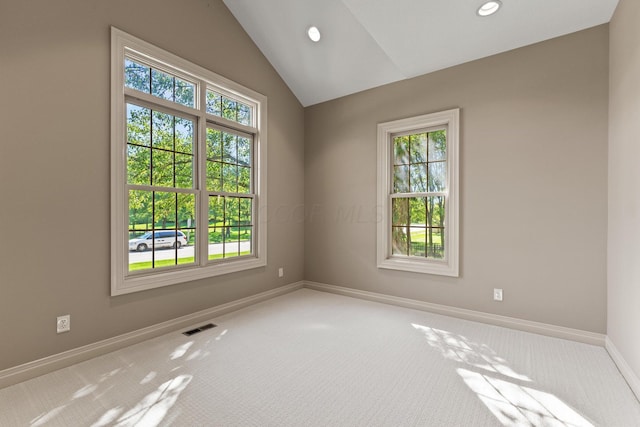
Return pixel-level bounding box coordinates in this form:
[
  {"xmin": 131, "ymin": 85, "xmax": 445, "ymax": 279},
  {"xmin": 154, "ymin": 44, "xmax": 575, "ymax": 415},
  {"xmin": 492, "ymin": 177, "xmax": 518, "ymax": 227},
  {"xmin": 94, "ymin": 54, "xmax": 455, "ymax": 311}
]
[
  {"xmin": 278, "ymin": 267, "xmax": 284, "ymax": 278},
  {"xmin": 57, "ymin": 315, "xmax": 70, "ymax": 333},
  {"xmin": 493, "ymin": 289, "xmax": 503, "ymax": 302}
]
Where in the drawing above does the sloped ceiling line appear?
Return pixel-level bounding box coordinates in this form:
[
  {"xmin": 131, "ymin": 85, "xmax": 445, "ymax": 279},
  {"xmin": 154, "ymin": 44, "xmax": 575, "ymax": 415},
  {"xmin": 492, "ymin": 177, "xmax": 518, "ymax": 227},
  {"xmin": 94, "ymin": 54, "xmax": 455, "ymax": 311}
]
[{"xmin": 223, "ymin": 0, "xmax": 618, "ymax": 106}]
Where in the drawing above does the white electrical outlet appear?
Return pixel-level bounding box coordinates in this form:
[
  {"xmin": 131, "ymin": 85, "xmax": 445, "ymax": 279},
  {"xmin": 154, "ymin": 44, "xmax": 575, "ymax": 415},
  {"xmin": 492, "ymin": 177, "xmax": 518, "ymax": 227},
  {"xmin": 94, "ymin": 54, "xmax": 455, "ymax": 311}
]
[
  {"xmin": 57, "ymin": 315, "xmax": 70, "ymax": 333},
  {"xmin": 278, "ymin": 267, "xmax": 284, "ymax": 278},
  {"xmin": 493, "ymin": 289, "xmax": 503, "ymax": 302}
]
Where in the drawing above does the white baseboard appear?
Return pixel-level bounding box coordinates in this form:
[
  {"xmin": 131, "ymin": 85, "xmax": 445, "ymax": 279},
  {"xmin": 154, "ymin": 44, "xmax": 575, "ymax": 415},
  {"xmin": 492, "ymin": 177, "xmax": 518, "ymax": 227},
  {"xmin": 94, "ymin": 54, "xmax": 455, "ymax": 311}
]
[
  {"xmin": 605, "ymin": 337, "xmax": 640, "ymax": 402},
  {"xmin": 303, "ymin": 281, "xmax": 606, "ymax": 346},
  {"xmin": 0, "ymin": 281, "xmax": 303, "ymax": 390}
]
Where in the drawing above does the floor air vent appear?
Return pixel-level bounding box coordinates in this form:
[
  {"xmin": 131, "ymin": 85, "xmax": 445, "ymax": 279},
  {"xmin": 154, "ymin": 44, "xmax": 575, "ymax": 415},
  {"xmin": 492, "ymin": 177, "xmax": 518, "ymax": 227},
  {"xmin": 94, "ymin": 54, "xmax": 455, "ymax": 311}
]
[{"xmin": 182, "ymin": 323, "xmax": 217, "ymax": 336}]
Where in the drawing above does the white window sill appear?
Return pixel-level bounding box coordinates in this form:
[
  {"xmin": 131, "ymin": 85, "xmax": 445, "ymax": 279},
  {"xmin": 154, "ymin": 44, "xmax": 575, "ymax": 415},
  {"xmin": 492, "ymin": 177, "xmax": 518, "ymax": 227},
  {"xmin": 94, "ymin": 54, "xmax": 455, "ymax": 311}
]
[
  {"xmin": 112, "ymin": 257, "xmax": 266, "ymax": 296},
  {"xmin": 378, "ymin": 256, "xmax": 458, "ymax": 277}
]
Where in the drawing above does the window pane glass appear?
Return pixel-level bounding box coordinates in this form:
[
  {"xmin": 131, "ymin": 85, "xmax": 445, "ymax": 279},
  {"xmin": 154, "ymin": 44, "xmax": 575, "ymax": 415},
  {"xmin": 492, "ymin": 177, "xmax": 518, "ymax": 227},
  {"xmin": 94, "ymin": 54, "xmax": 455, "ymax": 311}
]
[
  {"xmin": 177, "ymin": 193, "xmax": 196, "ymax": 265},
  {"xmin": 178, "ymin": 231, "xmax": 195, "ymax": 265},
  {"xmin": 208, "ymin": 129, "xmax": 253, "ymax": 194},
  {"xmin": 239, "ymin": 198, "xmax": 252, "ymax": 226},
  {"xmin": 206, "ymin": 91, "xmax": 222, "ymax": 116},
  {"xmin": 207, "ymin": 161, "xmax": 222, "ymax": 192},
  {"xmin": 154, "ymin": 191, "xmax": 176, "ymax": 231},
  {"xmin": 128, "ymin": 229, "xmax": 153, "ymax": 271},
  {"xmin": 224, "ymin": 235, "xmax": 241, "ymax": 258},
  {"xmin": 133, "ymin": 111, "xmax": 196, "ymax": 190},
  {"xmin": 222, "ymin": 164, "xmax": 238, "ymax": 193},
  {"xmin": 409, "ymin": 197, "xmax": 426, "ymax": 225},
  {"xmin": 410, "ymin": 133, "xmax": 427, "ymax": 164},
  {"xmin": 174, "ymin": 77, "xmax": 195, "ymax": 108},
  {"xmin": 222, "ymin": 98, "xmax": 237, "ymax": 122},
  {"xmin": 391, "ymin": 198, "xmax": 435, "ymax": 259},
  {"xmin": 208, "ymin": 227, "xmax": 223, "ymax": 260},
  {"xmin": 208, "ymin": 196, "xmax": 253, "ymax": 260},
  {"xmin": 151, "ymin": 69, "xmax": 174, "ymax": 102},
  {"xmin": 427, "ymin": 228, "xmax": 444, "ymax": 259},
  {"xmin": 124, "ymin": 59, "xmax": 150, "ymax": 93},
  {"xmin": 128, "ymin": 229, "xmax": 150, "ymax": 269},
  {"xmin": 207, "ymin": 90, "xmax": 253, "ymax": 126},
  {"xmin": 237, "ymin": 136, "xmax": 251, "ymax": 166},
  {"xmin": 427, "ymin": 196, "xmax": 445, "ymax": 228},
  {"xmin": 177, "ymin": 193, "xmax": 196, "ymax": 231},
  {"xmin": 152, "ymin": 111, "xmax": 174, "ymax": 151},
  {"xmin": 428, "ymin": 162, "xmax": 447, "ymax": 192},
  {"xmin": 175, "ymin": 117, "xmax": 193, "ymax": 155},
  {"xmin": 152, "ymin": 149, "xmax": 173, "ymax": 187},
  {"xmin": 127, "ymin": 145, "xmax": 151, "ymax": 185},
  {"xmin": 224, "ymin": 240, "xmax": 240, "ymax": 258},
  {"xmin": 410, "ymin": 164, "xmax": 427, "ymax": 192},
  {"xmin": 237, "ymin": 103, "xmax": 251, "ymax": 126},
  {"xmin": 392, "ymin": 198, "xmax": 408, "ymax": 226},
  {"xmin": 175, "ymin": 153, "xmax": 193, "ymax": 188},
  {"xmin": 128, "ymin": 190, "xmax": 152, "ymax": 245},
  {"xmin": 393, "ymin": 165, "xmax": 409, "ymax": 193},
  {"xmin": 127, "ymin": 59, "xmax": 195, "ymax": 108},
  {"xmin": 239, "ymin": 227, "xmax": 252, "ymax": 254},
  {"xmin": 128, "ymin": 191, "xmax": 196, "ymax": 271},
  {"xmin": 393, "ymin": 135, "xmax": 409, "ymax": 165},
  {"xmin": 206, "ymin": 128, "xmax": 222, "ymax": 161},
  {"xmin": 152, "ymin": 233, "xmax": 177, "ymax": 268},
  {"xmin": 223, "ymin": 132, "xmax": 236, "ymax": 163},
  {"xmin": 208, "ymin": 196, "xmax": 224, "ymax": 259},
  {"xmin": 225, "ymin": 197, "xmax": 240, "ymax": 227},
  {"xmin": 127, "ymin": 104, "xmax": 151, "ymax": 147},
  {"xmin": 426, "ymin": 196, "xmax": 445, "ymax": 259},
  {"xmin": 428, "ymin": 130, "xmax": 447, "ymax": 162},
  {"xmin": 207, "ymin": 196, "xmax": 252, "ymax": 261},
  {"xmin": 238, "ymin": 166, "xmax": 251, "ymax": 193},
  {"xmin": 410, "ymin": 226, "xmax": 426, "ymax": 257},
  {"xmin": 392, "ymin": 227, "xmax": 408, "ymax": 255}
]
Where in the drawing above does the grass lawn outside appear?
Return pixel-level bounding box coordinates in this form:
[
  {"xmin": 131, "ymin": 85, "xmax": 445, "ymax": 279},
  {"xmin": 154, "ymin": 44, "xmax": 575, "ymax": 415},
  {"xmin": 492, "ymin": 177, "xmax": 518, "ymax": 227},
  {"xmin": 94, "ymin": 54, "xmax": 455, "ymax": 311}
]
[
  {"xmin": 129, "ymin": 250, "xmax": 252, "ymax": 271},
  {"xmin": 409, "ymin": 229, "xmax": 443, "ymax": 245}
]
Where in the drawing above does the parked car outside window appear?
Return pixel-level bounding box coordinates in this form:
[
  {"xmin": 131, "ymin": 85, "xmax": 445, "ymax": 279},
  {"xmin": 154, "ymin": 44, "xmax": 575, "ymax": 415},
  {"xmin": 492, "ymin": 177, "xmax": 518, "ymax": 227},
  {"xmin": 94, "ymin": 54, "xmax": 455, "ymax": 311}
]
[{"xmin": 128, "ymin": 230, "xmax": 188, "ymax": 252}]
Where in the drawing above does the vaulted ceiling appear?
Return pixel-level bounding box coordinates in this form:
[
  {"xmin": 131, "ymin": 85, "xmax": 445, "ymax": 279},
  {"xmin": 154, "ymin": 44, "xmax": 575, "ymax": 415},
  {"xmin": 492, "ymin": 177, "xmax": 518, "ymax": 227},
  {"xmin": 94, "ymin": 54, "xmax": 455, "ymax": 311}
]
[{"xmin": 223, "ymin": 0, "xmax": 619, "ymax": 107}]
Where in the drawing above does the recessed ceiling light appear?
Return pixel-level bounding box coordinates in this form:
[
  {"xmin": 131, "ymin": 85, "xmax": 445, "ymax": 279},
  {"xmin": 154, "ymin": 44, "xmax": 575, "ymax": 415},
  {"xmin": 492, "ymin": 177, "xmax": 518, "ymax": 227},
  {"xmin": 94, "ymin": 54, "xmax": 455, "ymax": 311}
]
[
  {"xmin": 477, "ymin": 0, "xmax": 502, "ymax": 17},
  {"xmin": 307, "ymin": 26, "xmax": 321, "ymax": 42}
]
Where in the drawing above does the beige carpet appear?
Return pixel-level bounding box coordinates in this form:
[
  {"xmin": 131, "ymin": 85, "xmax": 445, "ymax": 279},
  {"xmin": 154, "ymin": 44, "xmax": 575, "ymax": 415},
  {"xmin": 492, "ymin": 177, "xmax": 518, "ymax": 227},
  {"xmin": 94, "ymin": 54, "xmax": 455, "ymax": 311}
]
[{"xmin": 0, "ymin": 289, "xmax": 638, "ymax": 426}]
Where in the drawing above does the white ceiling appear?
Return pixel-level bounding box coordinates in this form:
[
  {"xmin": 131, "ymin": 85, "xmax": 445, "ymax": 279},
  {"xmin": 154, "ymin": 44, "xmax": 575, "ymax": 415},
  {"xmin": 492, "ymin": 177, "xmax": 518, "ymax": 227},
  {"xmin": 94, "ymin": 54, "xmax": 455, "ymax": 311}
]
[{"xmin": 223, "ymin": 0, "xmax": 619, "ymax": 107}]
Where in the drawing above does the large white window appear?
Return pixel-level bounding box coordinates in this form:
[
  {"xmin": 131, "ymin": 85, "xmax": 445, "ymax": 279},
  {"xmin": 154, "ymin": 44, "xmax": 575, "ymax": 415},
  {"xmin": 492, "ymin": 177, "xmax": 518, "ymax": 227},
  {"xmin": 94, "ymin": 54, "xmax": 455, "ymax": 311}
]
[
  {"xmin": 377, "ymin": 109, "xmax": 459, "ymax": 277},
  {"xmin": 111, "ymin": 28, "xmax": 267, "ymax": 295}
]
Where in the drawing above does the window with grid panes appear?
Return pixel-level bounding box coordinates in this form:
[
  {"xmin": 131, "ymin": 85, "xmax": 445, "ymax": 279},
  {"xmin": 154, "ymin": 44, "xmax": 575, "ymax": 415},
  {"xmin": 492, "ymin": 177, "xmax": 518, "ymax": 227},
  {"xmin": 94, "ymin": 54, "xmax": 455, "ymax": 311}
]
[
  {"xmin": 377, "ymin": 109, "xmax": 459, "ymax": 277},
  {"xmin": 205, "ymin": 126, "xmax": 254, "ymax": 260},
  {"xmin": 111, "ymin": 28, "xmax": 267, "ymax": 295}
]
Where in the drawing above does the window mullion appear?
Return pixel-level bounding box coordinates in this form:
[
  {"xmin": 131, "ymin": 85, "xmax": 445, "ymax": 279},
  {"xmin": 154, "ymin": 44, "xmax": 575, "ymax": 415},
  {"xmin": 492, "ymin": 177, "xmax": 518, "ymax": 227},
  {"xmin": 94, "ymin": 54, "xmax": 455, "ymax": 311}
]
[
  {"xmin": 206, "ymin": 114, "xmax": 256, "ymax": 136},
  {"xmin": 209, "ymin": 191, "xmax": 255, "ymax": 199},
  {"xmin": 390, "ymin": 192, "xmax": 447, "ymax": 198},
  {"xmin": 197, "ymin": 79, "xmax": 208, "ymax": 267},
  {"xmin": 128, "ymin": 184, "xmax": 196, "ymax": 194},
  {"xmin": 125, "ymin": 88, "xmax": 199, "ymax": 117}
]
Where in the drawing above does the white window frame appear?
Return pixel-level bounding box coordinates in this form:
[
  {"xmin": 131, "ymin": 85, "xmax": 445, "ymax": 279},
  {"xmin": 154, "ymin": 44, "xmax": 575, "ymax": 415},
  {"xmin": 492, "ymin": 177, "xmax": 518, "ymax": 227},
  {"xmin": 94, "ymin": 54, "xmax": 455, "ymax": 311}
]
[
  {"xmin": 376, "ymin": 109, "xmax": 459, "ymax": 277},
  {"xmin": 110, "ymin": 27, "xmax": 267, "ymax": 296}
]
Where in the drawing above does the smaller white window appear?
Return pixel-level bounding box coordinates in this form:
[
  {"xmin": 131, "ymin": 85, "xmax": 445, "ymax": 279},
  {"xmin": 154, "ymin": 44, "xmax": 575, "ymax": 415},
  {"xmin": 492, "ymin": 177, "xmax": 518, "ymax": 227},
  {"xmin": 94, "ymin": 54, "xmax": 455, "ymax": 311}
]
[{"xmin": 377, "ymin": 109, "xmax": 459, "ymax": 277}]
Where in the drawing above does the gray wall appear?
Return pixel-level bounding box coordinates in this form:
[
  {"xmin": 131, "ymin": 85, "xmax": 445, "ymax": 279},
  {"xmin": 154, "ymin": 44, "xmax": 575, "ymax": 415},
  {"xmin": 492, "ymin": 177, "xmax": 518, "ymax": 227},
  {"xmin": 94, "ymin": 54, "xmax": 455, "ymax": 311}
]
[
  {"xmin": 0, "ymin": 0, "xmax": 304, "ymax": 370},
  {"xmin": 305, "ymin": 26, "xmax": 609, "ymax": 333},
  {"xmin": 608, "ymin": 0, "xmax": 640, "ymax": 382}
]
